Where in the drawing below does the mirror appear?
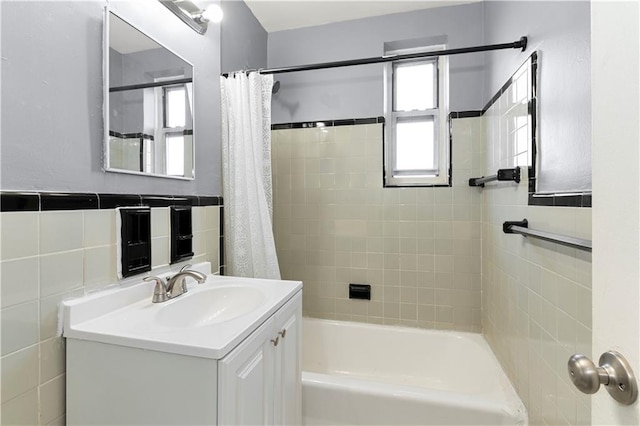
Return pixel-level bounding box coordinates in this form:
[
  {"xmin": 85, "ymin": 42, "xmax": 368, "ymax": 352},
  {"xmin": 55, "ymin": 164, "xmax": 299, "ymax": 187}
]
[{"xmin": 104, "ymin": 10, "xmax": 195, "ymax": 179}]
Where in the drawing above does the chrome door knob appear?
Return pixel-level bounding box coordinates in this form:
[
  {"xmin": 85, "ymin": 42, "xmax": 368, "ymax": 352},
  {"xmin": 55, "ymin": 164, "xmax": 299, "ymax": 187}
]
[{"xmin": 568, "ymin": 351, "xmax": 638, "ymax": 405}]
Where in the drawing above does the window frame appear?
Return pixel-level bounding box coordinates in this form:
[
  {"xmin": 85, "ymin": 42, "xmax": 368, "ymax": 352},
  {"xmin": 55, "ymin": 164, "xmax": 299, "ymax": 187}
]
[
  {"xmin": 384, "ymin": 45, "xmax": 450, "ymax": 187},
  {"xmin": 157, "ymin": 81, "xmax": 189, "ymax": 176}
]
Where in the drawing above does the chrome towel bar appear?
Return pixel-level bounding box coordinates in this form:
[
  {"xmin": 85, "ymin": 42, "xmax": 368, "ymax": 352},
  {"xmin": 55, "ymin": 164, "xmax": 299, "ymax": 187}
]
[
  {"xmin": 469, "ymin": 167, "xmax": 521, "ymax": 187},
  {"xmin": 503, "ymin": 219, "xmax": 592, "ymax": 252}
]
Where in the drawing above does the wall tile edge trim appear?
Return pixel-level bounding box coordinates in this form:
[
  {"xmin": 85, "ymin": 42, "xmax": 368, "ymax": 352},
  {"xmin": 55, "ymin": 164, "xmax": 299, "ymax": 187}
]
[
  {"xmin": 0, "ymin": 192, "xmax": 223, "ymax": 212},
  {"xmin": 271, "ymin": 116, "xmax": 384, "ymax": 130},
  {"xmin": 528, "ymin": 192, "xmax": 592, "ymax": 208}
]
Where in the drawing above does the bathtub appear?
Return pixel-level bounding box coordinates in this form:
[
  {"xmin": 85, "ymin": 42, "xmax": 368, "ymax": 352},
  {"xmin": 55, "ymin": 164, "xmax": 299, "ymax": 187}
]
[{"xmin": 302, "ymin": 318, "xmax": 527, "ymax": 425}]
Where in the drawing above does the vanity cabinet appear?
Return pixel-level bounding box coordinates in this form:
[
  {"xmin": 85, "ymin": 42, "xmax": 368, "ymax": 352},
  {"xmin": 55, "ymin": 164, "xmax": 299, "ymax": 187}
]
[
  {"xmin": 66, "ymin": 290, "xmax": 302, "ymax": 425},
  {"xmin": 218, "ymin": 293, "xmax": 301, "ymax": 425}
]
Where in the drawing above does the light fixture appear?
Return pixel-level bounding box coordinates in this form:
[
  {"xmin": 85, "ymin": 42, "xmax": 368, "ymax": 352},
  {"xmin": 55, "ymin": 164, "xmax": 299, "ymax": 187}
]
[
  {"xmin": 159, "ymin": 1, "xmax": 223, "ymax": 35},
  {"xmin": 195, "ymin": 4, "xmax": 223, "ymax": 24}
]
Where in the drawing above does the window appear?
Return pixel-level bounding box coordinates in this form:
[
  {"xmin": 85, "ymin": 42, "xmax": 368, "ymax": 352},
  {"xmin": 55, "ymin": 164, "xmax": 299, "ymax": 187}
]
[
  {"xmin": 163, "ymin": 84, "xmax": 187, "ymax": 176},
  {"xmin": 384, "ymin": 47, "xmax": 449, "ymax": 186}
]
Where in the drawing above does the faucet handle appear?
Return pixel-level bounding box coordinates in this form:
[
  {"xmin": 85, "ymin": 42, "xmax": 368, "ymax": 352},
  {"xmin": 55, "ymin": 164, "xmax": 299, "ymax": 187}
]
[
  {"xmin": 179, "ymin": 264, "xmax": 192, "ymax": 272},
  {"xmin": 144, "ymin": 276, "xmax": 168, "ymax": 303}
]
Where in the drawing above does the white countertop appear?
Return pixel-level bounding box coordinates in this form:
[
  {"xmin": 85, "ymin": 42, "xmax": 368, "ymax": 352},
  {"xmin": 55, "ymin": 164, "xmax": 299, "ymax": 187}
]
[{"xmin": 62, "ymin": 266, "xmax": 302, "ymax": 359}]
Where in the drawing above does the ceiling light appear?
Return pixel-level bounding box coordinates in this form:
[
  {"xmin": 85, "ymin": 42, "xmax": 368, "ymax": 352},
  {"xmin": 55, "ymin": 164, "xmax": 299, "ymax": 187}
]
[{"xmin": 198, "ymin": 4, "xmax": 223, "ymax": 23}]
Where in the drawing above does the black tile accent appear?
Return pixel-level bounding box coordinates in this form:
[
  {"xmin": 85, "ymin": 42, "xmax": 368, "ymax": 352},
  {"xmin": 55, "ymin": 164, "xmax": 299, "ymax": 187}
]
[
  {"xmin": 109, "ymin": 131, "xmax": 155, "ymax": 141},
  {"xmin": 528, "ymin": 193, "xmax": 592, "ymax": 208},
  {"xmin": 354, "ymin": 117, "xmax": 378, "ymax": 125},
  {"xmin": 553, "ymin": 195, "xmax": 583, "ymax": 208},
  {"xmin": 171, "ymin": 196, "xmax": 198, "ymax": 206},
  {"xmin": 170, "ymin": 206, "xmax": 194, "ymax": 264},
  {"xmin": 449, "ymin": 110, "xmax": 483, "ymax": 119},
  {"xmin": 141, "ymin": 195, "xmax": 176, "ymax": 208},
  {"xmin": 272, "ymin": 123, "xmax": 293, "ymax": 130},
  {"xmin": 99, "ymin": 194, "xmax": 142, "ymax": 209},
  {"xmin": 333, "ymin": 119, "xmax": 356, "ymax": 127},
  {"xmin": 291, "ymin": 122, "xmax": 316, "ymax": 129},
  {"xmin": 219, "ymin": 205, "xmax": 225, "ymax": 276},
  {"xmin": 1, "ymin": 192, "xmax": 40, "ymax": 212},
  {"xmin": 528, "ymin": 194, "xmax": 555, "ymax": 206},
  {"xmin": 0, "ymin": 192, "xmax": 223, "ymax": 212},
  {"xmin": 482, "ymin": 52, "xmax": 538, "ymax": 114},
  {"xmin": 198, "ymin": 196, "xmax": 222, "ymax": 206},
  {"xmin": 271, "ymin": 116, "xmax": 385, "ymax": 130},
  {"xmin": 40, "ymin": 193, "xmax": 98, "ymax": 211},
  {"xmin": 119, "ymin": 207, "xmax": 152, "ymax": 278}
]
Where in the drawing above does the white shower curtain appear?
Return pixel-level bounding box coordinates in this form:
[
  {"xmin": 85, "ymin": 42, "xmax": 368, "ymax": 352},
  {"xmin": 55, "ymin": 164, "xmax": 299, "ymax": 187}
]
[{"xmin": 220, "ymin": 72, "xmax": 281, "ymax": 279}]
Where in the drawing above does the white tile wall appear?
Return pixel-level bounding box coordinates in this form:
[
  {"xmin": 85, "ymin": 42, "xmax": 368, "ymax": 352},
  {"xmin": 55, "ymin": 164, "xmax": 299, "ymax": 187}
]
[
  {"xmin": 272, "ymin": 120, "xmax": 483, "ymax": 331},
  {"xmin": 0, "ymin": 204, "xmax": 222, "ymax": 425},
  {"xmin": 480, "ymin": 58, "xmax": 592, "ymax": 426}
]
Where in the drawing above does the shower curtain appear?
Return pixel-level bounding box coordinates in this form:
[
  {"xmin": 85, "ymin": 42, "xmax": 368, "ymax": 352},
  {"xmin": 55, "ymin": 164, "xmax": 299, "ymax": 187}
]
[{"xmin": 220, "ymin": 72, "xmax": 281, "ymax": 279}]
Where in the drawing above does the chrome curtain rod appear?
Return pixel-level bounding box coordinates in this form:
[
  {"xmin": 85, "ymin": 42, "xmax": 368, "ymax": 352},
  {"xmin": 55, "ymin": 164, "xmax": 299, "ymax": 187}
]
[
  {"xmin": 221, "ymin": 36, "xmax": 527, "ymax": 77},
  {"xmin": 503, "ymin": 219, "xmax": 592, "ymax": 252}
]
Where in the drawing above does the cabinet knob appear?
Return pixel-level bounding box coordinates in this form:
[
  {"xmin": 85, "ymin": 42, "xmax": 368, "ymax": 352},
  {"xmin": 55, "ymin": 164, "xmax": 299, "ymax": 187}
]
[
  {"xmin": 278, "ymin": 329, "xmax": 287, "ymax": 338},
  {"xmin": 568, "ymin": 351, "xmax": 638, "ymax": 405},
  {"xmin": 271, "ymin": 336, "xmax": 279, "ymax": 346}
]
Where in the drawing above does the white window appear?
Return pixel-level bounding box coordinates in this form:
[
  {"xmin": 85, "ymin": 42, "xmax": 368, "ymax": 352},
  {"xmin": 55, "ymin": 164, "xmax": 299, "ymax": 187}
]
[
  {"xmin": 384, "ymin": 46, "xmax": 449, "ymax": 186},
  {"xmin": 163, "ymin": 84, "xmax": 187, "ymax": 176}
]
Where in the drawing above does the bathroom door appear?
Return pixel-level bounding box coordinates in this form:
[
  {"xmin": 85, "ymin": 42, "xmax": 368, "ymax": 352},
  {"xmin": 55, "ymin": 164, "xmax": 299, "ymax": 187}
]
[{"xmin": 591, "ymin": 1, "xmax": 640, "ymax": 424}]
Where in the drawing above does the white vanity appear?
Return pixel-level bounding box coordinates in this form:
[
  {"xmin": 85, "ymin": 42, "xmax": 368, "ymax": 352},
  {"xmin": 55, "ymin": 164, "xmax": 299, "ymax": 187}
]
[{"xmin": 62, "ymin": 263, "xmax": 302, "ymax": 425}]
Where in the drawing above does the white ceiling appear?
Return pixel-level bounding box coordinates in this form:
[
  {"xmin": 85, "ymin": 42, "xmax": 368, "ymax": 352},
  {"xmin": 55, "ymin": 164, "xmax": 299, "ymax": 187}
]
[
  {"xmin": 243, "ymin": 0, "xmax": 479, "ymax": 32},
  {"xmin": 110, "ymin": 14, "xmax": 161, "ymax": 54}
]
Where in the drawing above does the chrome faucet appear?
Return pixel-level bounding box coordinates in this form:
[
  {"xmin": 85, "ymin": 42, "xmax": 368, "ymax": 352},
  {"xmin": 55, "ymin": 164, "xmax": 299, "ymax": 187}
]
[
  {"xmin": 167, "ymin": 266, "xmax": 207, "ymax": 297},
  {"xmin": 144, "ymin": 265, "xmax": 207, "ymax": 303}
]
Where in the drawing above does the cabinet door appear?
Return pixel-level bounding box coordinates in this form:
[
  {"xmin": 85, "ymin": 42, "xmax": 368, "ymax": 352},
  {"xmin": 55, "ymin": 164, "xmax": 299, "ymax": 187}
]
[
  {"xmin": 218, "ymin": 317, "xmax": 276, "ymax": 426},
  {"xmin": 273, "ymin": 292, "xmax": 302, "ymax": 426}
]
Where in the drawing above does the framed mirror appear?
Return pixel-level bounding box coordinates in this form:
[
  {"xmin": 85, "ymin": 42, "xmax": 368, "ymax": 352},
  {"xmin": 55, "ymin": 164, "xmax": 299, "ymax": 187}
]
[{"xmin": 104, "ymin": 9, "xmax": 195, "ymax": 179}]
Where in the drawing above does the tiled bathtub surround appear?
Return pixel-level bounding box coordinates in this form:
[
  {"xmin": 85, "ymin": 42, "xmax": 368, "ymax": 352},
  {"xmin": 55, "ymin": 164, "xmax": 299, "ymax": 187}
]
[
  {"xmin": 479, "ymin": 62, "xmax": 592, "ymax": 425},
  {"xmin": 0, "ymin": 194, "xmax": 222, "ymax": 425},
  {"xmin": 272, "ymin": 119, "xmax": 484, "ymax": 331}
]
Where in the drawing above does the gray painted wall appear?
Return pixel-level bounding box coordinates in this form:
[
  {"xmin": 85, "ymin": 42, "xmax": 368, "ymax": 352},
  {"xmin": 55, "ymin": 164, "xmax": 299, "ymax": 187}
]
[
  {"xmin": 267, "ymin": 2, "xmax": 486, "ymax": 124},
  {"xmin": 1, "ymin": 1, "xmax": 221, "ymax": 195},
  {"xmin": 483, "ymin": 1, "xmax": 591, "ymax": 193},
  {"xmin": 220, "ymin": 0, "xmax": 268, "ymax": 73}
]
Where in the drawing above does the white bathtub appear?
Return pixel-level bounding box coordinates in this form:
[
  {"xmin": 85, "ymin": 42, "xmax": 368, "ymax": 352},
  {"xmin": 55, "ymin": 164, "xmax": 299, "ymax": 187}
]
[{"xmin": 302, "ymin": 318, "xmax": 527, "ymax": 426}]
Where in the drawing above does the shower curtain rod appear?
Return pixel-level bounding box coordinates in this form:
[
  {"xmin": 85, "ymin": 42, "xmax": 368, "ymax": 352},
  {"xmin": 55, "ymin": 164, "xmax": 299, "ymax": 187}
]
[{"xmin": 222, "ymin": 36, "xmax": 527, "ymax": 77}]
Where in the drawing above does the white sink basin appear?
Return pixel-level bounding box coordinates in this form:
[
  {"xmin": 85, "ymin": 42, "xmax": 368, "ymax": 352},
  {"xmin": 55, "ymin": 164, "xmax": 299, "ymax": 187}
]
[
  {"xmin": 156, "ymin": 286, "xmax": 267, "ymax": 328},
  {"xmin": 62, "ymin": 262, "xmax": 302, "ymax": 359}
]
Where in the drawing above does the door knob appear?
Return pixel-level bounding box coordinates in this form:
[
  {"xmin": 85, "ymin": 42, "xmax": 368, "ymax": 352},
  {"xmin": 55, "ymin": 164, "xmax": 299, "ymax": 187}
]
[{"xmin": 567, "ymin": 351, "xmax": 637, "ymax": 405}]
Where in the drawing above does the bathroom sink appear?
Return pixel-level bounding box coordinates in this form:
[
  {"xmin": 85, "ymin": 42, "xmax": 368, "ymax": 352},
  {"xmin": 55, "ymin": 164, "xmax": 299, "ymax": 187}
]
[
  {"xmin": 62, "ymin": 262, "xmax": 303, "ymax": 359},
  {"xmin": 156, "ymin": 286, "xmax": 267, "ymax": 328}
]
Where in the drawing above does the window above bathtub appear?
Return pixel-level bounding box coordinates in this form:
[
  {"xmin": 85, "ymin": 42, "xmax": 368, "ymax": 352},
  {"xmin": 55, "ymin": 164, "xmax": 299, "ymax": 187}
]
[{"xmin": 383, "ymin": 39, "xmax": 450, "ymax": 187}]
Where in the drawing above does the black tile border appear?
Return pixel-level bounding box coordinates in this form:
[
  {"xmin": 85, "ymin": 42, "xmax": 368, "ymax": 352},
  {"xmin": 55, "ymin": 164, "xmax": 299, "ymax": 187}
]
[
  {"xmin": 219, "ymin": 205, "xmax": 225, "ymax": 276},
  {"xmin": 99, "ymin": 194, "xmax": 142, "ymax": 210},
  {"xmin": 41, "ymin": 193, "xmax": 99, "ymax": 211},
  {"xmin": 0, "ymin": 192, "xmax": 223, "ymax": 212},
  {"xmin": 272, "ymin": 116, "xmax": 384, "ymax": 130},
  {"xmin": 449, "ymin": 110, "xmax": 483, "ymax": 119},
  {"xmin": 108, "ymin": 130, "xmax": 155, "ymax": 141},
  {"xmin": 1, "ymin": 192, "xmax": 40, "ymax": 212},
  {"xmin": 529, "ymin": 193, "xmax": 592, "ymax": 208}
]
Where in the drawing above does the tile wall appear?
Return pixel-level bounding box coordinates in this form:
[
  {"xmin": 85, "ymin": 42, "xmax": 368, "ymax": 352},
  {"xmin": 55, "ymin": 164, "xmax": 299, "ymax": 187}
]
[
  {"xmin": 480, "ymin": 60, "xmax": 592, "ymax": 425},
  {"xmin": 272, "ymin": 119, "xmax": 484, "ymax": 331},
  {"xmin": 0, "ymin": 202, "xmax": 222, "ymax": 425}
]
